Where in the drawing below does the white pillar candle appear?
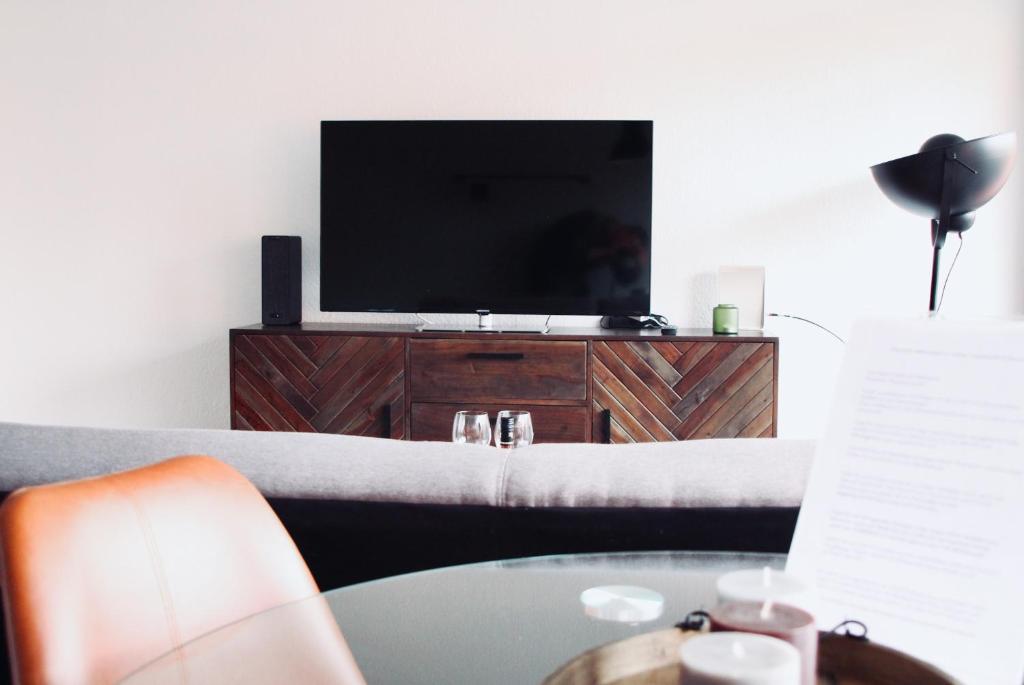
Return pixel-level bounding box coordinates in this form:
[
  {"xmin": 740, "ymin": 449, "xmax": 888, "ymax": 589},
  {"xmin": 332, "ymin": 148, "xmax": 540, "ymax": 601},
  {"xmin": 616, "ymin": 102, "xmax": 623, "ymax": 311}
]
[
  {"xmin": 709, "ymin": 601, "xmax": 817, "ymax": 685},
  {"xmin": 716, "ymin": 567, "xmax": 814, "ymax": 614},
  {"xmin": 679, "ymin": 632, "xmax": 800, "ymax": 685}
]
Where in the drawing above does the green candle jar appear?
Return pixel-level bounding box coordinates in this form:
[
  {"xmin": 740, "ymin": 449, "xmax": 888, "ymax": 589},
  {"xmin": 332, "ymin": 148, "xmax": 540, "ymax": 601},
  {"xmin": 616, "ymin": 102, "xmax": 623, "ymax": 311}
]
[{"xmin": 713, "ymin": 304, "xmax": 739, "ymax": 335}]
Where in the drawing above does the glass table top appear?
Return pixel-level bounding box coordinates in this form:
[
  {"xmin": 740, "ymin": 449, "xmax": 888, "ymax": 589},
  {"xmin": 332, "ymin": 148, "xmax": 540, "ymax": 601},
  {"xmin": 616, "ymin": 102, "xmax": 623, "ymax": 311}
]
[{"xmin": 121, "ymin": 551, "xmax": 785, "ymax": 684}]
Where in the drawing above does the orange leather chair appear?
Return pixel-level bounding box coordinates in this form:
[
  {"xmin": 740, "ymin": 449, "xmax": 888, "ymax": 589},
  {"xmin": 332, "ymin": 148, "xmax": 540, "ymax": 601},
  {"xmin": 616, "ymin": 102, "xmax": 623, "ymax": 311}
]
[{"xmin": 0, "ymin": 455, "xmax": 367, "ymax": 685}]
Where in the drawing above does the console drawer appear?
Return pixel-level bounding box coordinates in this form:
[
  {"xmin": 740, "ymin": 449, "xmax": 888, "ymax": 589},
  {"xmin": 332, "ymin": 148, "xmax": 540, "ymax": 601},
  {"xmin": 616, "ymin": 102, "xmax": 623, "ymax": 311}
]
[
  {"xmin": 409, "ymin": 339, "xmax": 587, "ymax": 402},
  {"xmin": 411, "ymin": 403, "xmax": 589, "ymax": 443}
]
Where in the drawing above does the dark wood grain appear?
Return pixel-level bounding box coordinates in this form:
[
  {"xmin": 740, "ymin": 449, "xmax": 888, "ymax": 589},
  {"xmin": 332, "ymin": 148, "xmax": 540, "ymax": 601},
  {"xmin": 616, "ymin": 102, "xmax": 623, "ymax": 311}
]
[
  {"xmin": 673, "ymin": 346, "xmax": 774, "ymax": 439},
  {"xmin": 410, "ymin": 339, "xmax": 587, "ymax": 402},
  {"xmin": 235, "ymin": 355, "xmax": 317, "ymax": 428},
  {"xmin": 593, "ymin": 340, "xmax": 776, "ymax": 443},
  {"xmin": 716, "ymin": 383, "xmax": 774, "ymax": 438},
  {"xmin": 390, "ymin": 384, "xmax": 406, "ymax": 440},
  {"xmin": 740, "ymin": 403, "xmax": 774, "ymax": 438},
  {"xmin": 245, "ymin": 334, "xmax": 319, "ymax": 397},
  {"xmin": 593, "ymin": 377, "xmax": 658, "ymax": 443},
  {"xmin": 309, "ymin": 337, "xmax": 364, "ymax": 387},
  {"xmin": 542, "ymin": 628, "xmax": 957, "ymax": 685},
  {"xmin": 648, "ymin": 341, "xmax": 683, "ymax": 365},
  {"xmin": 600, "ymin": 341, "xmax": 681, "ymax": 408},
  {"xmin": 267, "ymin": 335, "xmax": 318, "ymax": 378},
  {"xmin": 233, "ymin": 373, "xmax": 294, "ymax": 432},
  {"xmin": 672, "ymin": 343, "xmax": 765, "ymax": 422},
  {"xmin": 686, "ymin": 364, "xmax": 774, "ymax": 439},
  {"xmin": 231, "ymin": 334, "xmax": 404, "ymax": 439},
  {"xmin": 676, "ymin": 341, "xmax": 717, "ymax": 375},
  {"xmin": 410, "ymin": 403, "xmax": 588, "ymax": 443},
  {"xmin": 593, "ymin": 343, "xmax": 679, "ymax": 430},
  {"xmin": 672, "ymin": 342, "xmax": 739, "ymax": 398},
  {"xmin": 234, "ymin": 338, "xmax": 318, "ymax": 419},
  {"xmin": 233, "ymin": 394, "xmax": 272, "ymax": 432},
  {"xmin": 626, "ymin": 341, "xmax": 682, "ymax": 386},
  {"xmin": 229, "ymin": 327, "xmax": 778, "ymax": 443},
  {"xmin": 287, "ymin": 334, "xmax": 319, "ymax": 358},
  {"xmin": 309, "ymin": 337, "xmax": 377, "ymax": 404},
  {"xmin": 341, "ymin": 374, "xmax": 405, "ymax": 438},
  {"xmin": 308, "ymin": 336, "xmax": 348, "ymax": 366},
  {"xmin": 317, "ymin": 342, "xmax": 405, "ymax": 433}
]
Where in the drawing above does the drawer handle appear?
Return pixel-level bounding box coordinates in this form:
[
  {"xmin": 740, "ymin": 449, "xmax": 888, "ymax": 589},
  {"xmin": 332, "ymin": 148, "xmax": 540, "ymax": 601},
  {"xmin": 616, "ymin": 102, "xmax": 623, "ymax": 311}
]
[
  {"xmin": 465, "ymin": 352, "xmax": 525, "ymax": 361},
  {"xmin": 382, "ymin": 403, "xmax": 392, "ymax": 439}
]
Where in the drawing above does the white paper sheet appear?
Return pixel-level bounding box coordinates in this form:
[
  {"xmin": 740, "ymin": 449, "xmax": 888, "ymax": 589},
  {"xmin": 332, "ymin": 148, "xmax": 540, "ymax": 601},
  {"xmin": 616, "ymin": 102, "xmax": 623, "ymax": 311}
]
[{"xmin": 787, "ymin": 317, "xmax": 1024, "ymax": 684}]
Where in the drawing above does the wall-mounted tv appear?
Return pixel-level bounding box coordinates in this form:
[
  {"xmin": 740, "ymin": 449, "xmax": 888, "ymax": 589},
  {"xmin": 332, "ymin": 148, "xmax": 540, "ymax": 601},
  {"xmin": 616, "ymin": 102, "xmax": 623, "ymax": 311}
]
[{"xmin": 320, "ymin": 120, "xmax": 653, "ymax": 315}]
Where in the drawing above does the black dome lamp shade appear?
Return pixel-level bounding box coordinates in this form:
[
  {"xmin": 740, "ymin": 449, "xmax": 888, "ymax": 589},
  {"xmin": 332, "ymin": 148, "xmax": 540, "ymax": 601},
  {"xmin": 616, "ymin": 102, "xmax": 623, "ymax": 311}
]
[{"xmin": 870, "ymin": 131, "xmax": 1017, "ymax": 312}]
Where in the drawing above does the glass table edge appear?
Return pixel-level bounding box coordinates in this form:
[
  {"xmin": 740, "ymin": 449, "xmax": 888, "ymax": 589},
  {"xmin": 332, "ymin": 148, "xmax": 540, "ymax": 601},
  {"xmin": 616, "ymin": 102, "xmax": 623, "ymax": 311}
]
[{"xmin": 118, "ymin": 549, "xmax": 786, "ymax": 682}]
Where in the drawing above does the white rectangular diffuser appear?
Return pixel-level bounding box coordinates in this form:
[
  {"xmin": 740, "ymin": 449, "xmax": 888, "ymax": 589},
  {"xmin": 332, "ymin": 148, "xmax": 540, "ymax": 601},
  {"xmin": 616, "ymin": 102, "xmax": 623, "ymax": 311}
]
[{"xmin": 717, "ymin": 266, "xmax": 765, "ymax": 330}]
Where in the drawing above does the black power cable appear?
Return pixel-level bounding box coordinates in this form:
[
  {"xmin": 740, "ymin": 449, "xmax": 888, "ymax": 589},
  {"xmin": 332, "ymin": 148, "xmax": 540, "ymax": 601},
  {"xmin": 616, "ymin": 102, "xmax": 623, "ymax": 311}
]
[
  {"xmin": 768, "ymin": 313, "xmax": 845, "ymax": 344},
  {"xmin": 771, "ymin": 237, "xmax": 964, "ymax": 342},
  {"xmin": 936, "ymin": 233, "xmax": 964, "ymax": 312}
]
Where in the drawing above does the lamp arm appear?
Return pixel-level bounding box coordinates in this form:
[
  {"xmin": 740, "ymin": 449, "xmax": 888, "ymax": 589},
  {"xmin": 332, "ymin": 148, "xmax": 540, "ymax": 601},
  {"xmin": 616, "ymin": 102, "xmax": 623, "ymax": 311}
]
[{"xmin": 949, "ymin": 152, "xmax": 979, "ymax": 175}]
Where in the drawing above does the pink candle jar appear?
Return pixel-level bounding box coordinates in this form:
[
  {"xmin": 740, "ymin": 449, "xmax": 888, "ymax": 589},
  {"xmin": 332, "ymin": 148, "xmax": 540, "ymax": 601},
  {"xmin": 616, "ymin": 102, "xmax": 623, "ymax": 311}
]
[{"xmin": 709, "ymin": 601, "xmax": 817, "ymax": 685}]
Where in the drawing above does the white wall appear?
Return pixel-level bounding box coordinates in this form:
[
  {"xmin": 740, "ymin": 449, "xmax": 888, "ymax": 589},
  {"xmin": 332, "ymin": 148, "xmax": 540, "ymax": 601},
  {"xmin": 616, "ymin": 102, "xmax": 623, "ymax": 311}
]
[{"xmin": 2, "ymin": 0, "xmax": 1021, "ymax": 436}]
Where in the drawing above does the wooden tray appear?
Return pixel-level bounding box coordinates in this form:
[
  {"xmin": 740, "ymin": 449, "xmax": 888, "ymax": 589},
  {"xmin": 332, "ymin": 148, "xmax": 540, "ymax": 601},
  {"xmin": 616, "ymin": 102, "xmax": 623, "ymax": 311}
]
[{"xmin": 542, "ymin": 628, "xmax": 959, "ymax": 685}]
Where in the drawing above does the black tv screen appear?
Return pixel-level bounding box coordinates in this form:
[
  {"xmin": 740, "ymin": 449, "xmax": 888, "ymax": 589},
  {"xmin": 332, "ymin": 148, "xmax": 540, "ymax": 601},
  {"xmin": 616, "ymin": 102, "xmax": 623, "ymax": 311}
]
[{"xmin": 320, "ymin": 120, "xmax": 652, "ymax": 315}]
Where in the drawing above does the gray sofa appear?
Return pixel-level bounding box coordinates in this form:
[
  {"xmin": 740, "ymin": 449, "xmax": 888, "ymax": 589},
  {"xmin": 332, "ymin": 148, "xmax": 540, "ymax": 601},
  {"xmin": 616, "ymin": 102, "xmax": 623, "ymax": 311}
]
[
  {"xmin": 0, "ymin": 420, "xmax": 814, "ymax": 588},
  {"xmin": 0, "ymin": 421, "xmax": 813, "ymax": 508},
  {"xmin": 0, "ymin": 421, "xmax": 814, "ymax": 684}
]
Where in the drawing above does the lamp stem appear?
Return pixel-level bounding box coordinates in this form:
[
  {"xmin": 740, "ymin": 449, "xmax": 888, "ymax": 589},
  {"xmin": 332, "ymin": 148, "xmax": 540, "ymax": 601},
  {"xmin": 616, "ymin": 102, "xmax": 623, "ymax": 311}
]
[
  {"xmin": 928, "ymin": 243, "xmax": 942, "ymax": 312},
  {"xmin": 928, "ymin": 151, "xmax": 957, "ymax": 313}
]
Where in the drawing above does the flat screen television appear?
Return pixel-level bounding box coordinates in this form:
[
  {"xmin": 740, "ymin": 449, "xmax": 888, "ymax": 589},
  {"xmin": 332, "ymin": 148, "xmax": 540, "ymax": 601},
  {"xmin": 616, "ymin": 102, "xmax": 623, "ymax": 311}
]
[{"xmin": 320, "ymin": 120, "xmax": 652, "ymax": 315}]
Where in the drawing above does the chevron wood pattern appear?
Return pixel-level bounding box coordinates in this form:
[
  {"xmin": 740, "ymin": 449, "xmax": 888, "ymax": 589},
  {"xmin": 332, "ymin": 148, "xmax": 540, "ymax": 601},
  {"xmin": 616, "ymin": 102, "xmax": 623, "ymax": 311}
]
[
  {"xmin": 231, "ymin": 334, "xmax": 405, "ymax": 438},
  {"xmin": 592, "ymin": 340, "xmax": 776, "ymax": 443}
]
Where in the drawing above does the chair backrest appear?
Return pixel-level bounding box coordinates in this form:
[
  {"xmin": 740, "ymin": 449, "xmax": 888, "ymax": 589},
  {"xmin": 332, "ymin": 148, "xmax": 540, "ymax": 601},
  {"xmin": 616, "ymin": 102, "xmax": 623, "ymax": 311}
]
[{"xmin": 0, "ymin": 455, "xmax": 365, "ymax": 685}]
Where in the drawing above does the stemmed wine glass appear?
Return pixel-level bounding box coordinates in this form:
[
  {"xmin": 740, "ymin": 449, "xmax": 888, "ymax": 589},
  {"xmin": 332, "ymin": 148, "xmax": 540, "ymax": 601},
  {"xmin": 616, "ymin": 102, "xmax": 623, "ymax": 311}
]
[
  {"xmin": 452, "ymin": 411, "xmax": 492, "ymax": 446},
  {"xmin": 495, "ymin": 410, "xmax": 534, "ymax": 449}
]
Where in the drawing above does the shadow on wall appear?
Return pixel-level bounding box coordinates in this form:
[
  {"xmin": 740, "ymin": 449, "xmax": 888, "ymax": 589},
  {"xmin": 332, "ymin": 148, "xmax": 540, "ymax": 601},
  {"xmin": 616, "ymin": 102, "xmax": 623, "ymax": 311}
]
[
  {"xmin": 689, "ymin": 272, "xmax": 716, "ymax": 327},
  {"xmin": 40, "ymin": 337, "xmax": 229, "ymax": 430},
  {"xmin": 34, "ymin": 232, "xmax": 262, "ymax": 431},
  {"xmin": 1014, "ymin": 168, "xmax": 1024, "ymax": 314},
  {"xmin": 720, "ymin": 178, "xmax": 888, "ymax": 248},
  {"xmin": 262, "ymin": 122, "xmax": 322, "ymax": 319},
  {"xmin": 683, "ymin": 180, "xmax": 881, "ymax": 332},
  {"xmin": 721, "ymin": 178, "xmax": 926, "ymax": 313},
  {"xmin": 225, "ymin": 234, "xmax": 262, "ymax": 328}
]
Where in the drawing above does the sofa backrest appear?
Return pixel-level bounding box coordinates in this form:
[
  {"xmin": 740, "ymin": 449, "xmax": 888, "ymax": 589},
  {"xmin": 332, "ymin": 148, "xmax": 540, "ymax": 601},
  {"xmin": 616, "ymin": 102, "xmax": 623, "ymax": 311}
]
[{"xmin": 0, "ymin": 421, "xmax": 814, "ymax": 509}]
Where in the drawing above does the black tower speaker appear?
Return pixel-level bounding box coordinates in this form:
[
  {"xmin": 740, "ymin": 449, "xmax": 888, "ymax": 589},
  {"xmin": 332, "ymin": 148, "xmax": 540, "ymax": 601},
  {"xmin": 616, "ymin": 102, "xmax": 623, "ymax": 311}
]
[{"xmin": 261, "ymin": 236, "xmax": 301, "ymax": 325}]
